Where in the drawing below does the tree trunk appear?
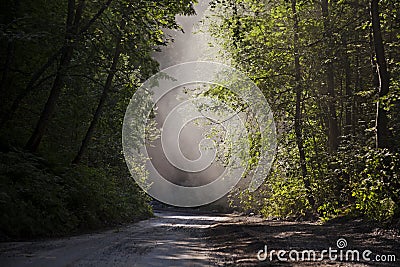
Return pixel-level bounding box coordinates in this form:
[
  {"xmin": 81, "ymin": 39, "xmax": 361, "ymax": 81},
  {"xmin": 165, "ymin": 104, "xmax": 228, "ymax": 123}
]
[
  {"xmin": 371, "ymin": 0, "xmax": 390, "ymax": 149},
  {"xmin": 370, "ymin": 0, "xmax": 398, "ymax": 219},
  {"xmin": 352, "ymin": 30, "xmax": 362, "ymax": 138},
  {"xmin": 292, "ymin": 0, "xmax": 315, "ymax": 209},
  {"xmin": 72, "ymin": 34, "xmax": 122, "ymax": 164},
  {"xmin": 342, "ymin": 34, "xmax": 353, "ymax": 136},
  {"xmin": 25, "ymin": 0, "xmax": 85, "ymax": 152},
  {"xmin": 321, "ymin": 0, "xmax": 339, "ymax": 152}
]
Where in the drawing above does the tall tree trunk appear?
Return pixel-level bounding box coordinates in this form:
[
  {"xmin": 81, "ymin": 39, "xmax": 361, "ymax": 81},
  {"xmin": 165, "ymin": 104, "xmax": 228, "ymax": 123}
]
[
  {"xmin": 292, "ymin": 0, "xmax": 315, "ymax": 209},
  {"xmin": 371, "ymin": 0, "xmax": 390, "ymax": 149},
  {"xmin": 353, "ymin": 54, "xmax": 360, "ymax": 137},
  {"xmin": 342, "ymin": 34, "xmax": 353, "ymax": 136},
  {"xmin": 72, "ymin": 34, "xmax": 122, "ymax": 164},
  {"xmin": 25, "ymin": 0, "xmax": 85, "ymax": 152},
  {"xmin": 321, "ymin": 0, "xmax": 339, "ymax": 152}
]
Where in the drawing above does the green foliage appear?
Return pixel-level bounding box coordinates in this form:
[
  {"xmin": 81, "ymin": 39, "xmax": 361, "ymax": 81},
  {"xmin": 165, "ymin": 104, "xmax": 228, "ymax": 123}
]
[
  {"xmin": 0, "ymin": 150, "xmax": 152, "ymax": 239},
  {"xmin": 63, "ymin": 165, "xmax": 152, "ymax": 230},
  {"xmin": 317, "ymin": 202, "xmax": 342, "ymax": 222},
  {"xmin": 352, "ymin": 149, "xmax": 399, "ymax": 221},
  {"xmin": 0, "ymin": 150, "xmax": 73, "ymax": 237},
  {"xmin": 259, "ymin": 171, "xmax": 310, "ymax": 219},
  {"xmin": 228, "ymin": 140, "xmax": 311, "ymax": 219},
  {"xmin": 208, "ymin": 0, "xmax": 400, "ymax": 223},
  {"xmin": 0, "ymin": 0, "xmax": 197, "ymax": 239}
]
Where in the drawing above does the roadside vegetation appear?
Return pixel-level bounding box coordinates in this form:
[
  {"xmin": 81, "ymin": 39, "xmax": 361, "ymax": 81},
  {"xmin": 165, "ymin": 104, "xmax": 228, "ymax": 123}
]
[
  {"xmin": 206, "ymin": 0, "xmax": 400, "ymax": 225},
  {"xmin": 0, "ymin": 0, "xmax": 195, "ymax": 239}
]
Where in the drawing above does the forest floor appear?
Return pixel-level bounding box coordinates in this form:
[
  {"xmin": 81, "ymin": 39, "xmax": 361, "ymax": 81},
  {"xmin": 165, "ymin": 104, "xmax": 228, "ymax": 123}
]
[{"xmin": 0, "ymin": 209, "xmax": 398, "ymax": 266}]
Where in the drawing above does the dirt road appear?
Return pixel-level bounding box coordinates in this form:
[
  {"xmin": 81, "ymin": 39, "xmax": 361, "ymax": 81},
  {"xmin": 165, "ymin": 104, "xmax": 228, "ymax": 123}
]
[
  {"xmin": 0, "ymin": 210, "xmax": 226, "ymax": 266},
  {"xmin": 0, "ymin": 210, "xmax": 398, "ymax": 266}
]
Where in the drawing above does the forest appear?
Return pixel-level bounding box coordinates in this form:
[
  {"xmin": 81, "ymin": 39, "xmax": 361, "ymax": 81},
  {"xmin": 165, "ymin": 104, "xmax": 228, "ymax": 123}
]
[
  {"xmin": 0, "ymin": 0, "xmax": 399, "ymax": 243},
  {"xmin": 207, "ymin": 0, "xmax": 400, "ymax": 224}
]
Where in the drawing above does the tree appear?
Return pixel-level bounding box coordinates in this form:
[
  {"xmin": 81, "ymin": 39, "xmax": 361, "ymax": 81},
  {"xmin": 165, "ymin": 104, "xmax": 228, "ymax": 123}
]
[
  {"xmin": 0, "ymin": 0, "xmax": 198, "ymax": 237},
  {"xmin": 72, "ymin": 29, "xmax": 122, "ymax": 164},
  {"xmin": 0, "ymin": 0, "xmax": 114, "ymax": 131},
  {"xmin": 206, "ymin": 0, "xmax": 399, "ymax": 221},
  {"xmin": 291, "ymin": 0, "xmax": 315, "ymax": 209},
  {"xmin": 320, "ymin": 0, "xmax": 339, "ymax": 152},
  {"xmin": 72, "ymin": 0, "xmax": 196, "ymax": 163},
  {"xmin": 24, "ymin": 0, "xmax": 87, "ymax": 152},
  {"xmin": 371, "ymin": 0, "xmax": 390, "ymax": 149}
]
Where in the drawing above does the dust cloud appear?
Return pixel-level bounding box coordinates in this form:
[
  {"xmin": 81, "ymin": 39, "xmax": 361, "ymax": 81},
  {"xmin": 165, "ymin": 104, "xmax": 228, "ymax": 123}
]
[{"xmin": 148, "ymin": 1, "xmax": 231, "ymax": 200}]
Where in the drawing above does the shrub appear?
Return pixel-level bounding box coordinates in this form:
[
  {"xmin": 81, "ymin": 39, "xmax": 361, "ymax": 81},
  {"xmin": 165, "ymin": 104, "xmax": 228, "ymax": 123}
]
[{"xmin": 0, "ymin": 150, "xmax": 152, "ymax": 239}]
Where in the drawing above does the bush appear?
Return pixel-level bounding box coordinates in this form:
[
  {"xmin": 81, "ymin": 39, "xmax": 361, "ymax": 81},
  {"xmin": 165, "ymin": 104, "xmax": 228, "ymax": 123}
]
[
  {"xmin": 227, "ymin": 150, "xmax": 311, "ymax": 219},
  {"xmin": 0, "ymin": 150, "xmax": 152, "ymax": 239},
  {"xmin": 63, "ymin": 165, "xmax": 152, "ymax": 230},
  {"xmin": 352, "ymin": 148, "xmax": 400, "ymax": 222},
  {"xmin": 316, "ymin": 145, "xmax": 400, "ymax": 223}
]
